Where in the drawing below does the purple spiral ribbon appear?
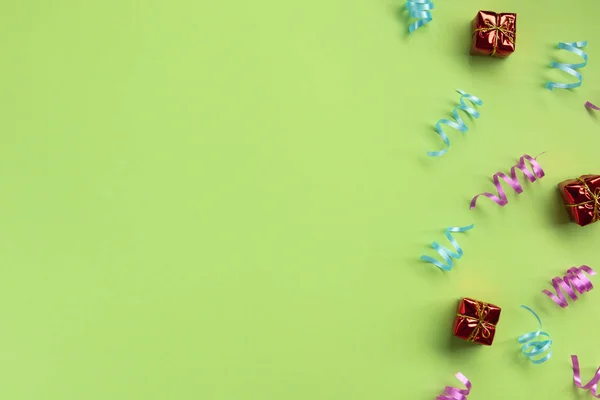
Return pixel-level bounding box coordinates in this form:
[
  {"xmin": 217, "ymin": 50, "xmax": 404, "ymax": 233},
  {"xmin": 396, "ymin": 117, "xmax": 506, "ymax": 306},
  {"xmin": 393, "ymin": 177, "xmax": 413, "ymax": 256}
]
[
  {"xmin": 542, "ymin": 266, "xmax": 596, "ymax": 308},
  {"xmin": 436, "ymin": 372, "xmax": 471, "ymax": 400},
  {"xmin": 586, "ymin": 102, "xmax": 600, "ymax": 111},
  {"xmin": 470, "ymin": 154, "xmax": 545, "ymax": 209},
  {"xmin": 572, "ymin": 355, "xmax": 600, "ymax": 397}
]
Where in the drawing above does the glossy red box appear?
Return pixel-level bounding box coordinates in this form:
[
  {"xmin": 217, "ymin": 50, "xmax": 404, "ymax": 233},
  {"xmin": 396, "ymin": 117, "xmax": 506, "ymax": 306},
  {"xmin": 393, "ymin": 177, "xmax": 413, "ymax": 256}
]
[
  {"xmin": 558, "ymin": 175, "xmax": 600, "ymax": 227},
  {"xmin": 452, "ymin": 297, "xmax": 501, "ymax": 346},
  {"xmin": 471, "ymin": 10, "xmax": 516, "ymax": 57}
]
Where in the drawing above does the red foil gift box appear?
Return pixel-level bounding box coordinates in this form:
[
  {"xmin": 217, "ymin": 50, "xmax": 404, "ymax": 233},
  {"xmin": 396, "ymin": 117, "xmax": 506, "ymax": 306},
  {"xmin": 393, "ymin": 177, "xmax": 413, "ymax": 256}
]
[
  {"xmin": 558, "ymin": 175, "xmax": 600, "ymax": 227},
  {"xmin": 471, "ymin": 11, "xmax": 516, "ymax": 57},
  {"xmin": 452, "ymin": 298, "xmax": 501, "ymax": 346}
]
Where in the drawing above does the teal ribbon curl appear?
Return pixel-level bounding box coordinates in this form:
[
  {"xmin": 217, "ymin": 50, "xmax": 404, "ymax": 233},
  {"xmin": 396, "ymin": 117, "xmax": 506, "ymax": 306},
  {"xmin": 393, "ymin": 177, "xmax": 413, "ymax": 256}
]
[
  {"xmin": 421, "ymin": 225, "xmax": 474, "ymax": 271},
  {"xmin": 546, "ymin": 41, "xmax": 588, "ymax": 90},
  {"xmin": 405, "ymin": 0, "xmax": 434, "ymax": 34},
  {"xmin": 518, "ymin": 305, "xmax": 552, "ymax": 364},
  {"xmin": 428, "ymin": 90, "xmax": 483, "ymax": 157}
]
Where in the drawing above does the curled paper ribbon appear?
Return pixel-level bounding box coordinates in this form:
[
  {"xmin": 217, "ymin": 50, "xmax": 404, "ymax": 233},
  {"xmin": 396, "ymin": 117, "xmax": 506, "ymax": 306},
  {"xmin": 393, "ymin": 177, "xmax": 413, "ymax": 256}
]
[
  {"xmin": 542, "ymin": 265, "xmax": 596, "ymax": 308},
  {"xmin": 546, "ymin": 41, "xmax": 588, "ymax": 90},
  {"xmin": 470, "ymin": 154, "xmax": 545, "ymax": 208},
  {"xmin": 420, "ymin": 225, "xmax": 474, "ymax": 271},
  {"xmin": 517, "ymin": 305, "xmax": 552, "ymax": 364},
  {"xmin": 428, "ymin": 90, "xmax": 483, "ymax": 157},
  {"xmin": 436, "ymin": 372, "xmax": 471, "ymax": 400},
  {"xmin": 586, "ymin": 102, "xmax": 600, "ymax": 111},
  {"xmin": 405, "ymin": 0, "xmax": 434, "ymax": 34},
  {"xmin": 572, "ymin": 355, "xmax": 600, "ymax": 398}
]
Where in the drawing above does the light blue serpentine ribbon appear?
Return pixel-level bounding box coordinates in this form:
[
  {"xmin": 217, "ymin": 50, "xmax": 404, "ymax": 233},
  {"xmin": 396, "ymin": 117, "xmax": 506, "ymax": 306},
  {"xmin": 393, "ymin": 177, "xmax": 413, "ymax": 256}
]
[
  {"xmin": 546, "ymin": 41, "xmax": 588, "ymax": 90},
  {"xmin": 518, "ymin": 305, "xmax": 552, "ymax": 364},
  {"xmin": 405, "ymin": 0, "xmax": 434, "ymax": 34},
  {"xmin": 421, "ymin": 225, "xmax": 474, "ymax": 271},
  {"xmin": 428, "ymin": 90, "xmax": 483, "ymax": 157}
]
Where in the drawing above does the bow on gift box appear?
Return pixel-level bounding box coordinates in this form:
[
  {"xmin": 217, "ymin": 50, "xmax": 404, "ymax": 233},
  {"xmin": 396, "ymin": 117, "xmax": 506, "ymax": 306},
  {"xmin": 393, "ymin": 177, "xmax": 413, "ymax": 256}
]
[
  {"xmin": 473, "ymin": 18, "xmax": 515, "ymax": 56},
  {"xmin": 566, "ymin": 178, "xmax": 600, "ymax": 223},
  {"xmin": 456, "ymin": 301, "xmax": 494, "ymax": 342},
  {"xmin": 453, "ymin": 298, "xmax": 501, "ymax": 346}
]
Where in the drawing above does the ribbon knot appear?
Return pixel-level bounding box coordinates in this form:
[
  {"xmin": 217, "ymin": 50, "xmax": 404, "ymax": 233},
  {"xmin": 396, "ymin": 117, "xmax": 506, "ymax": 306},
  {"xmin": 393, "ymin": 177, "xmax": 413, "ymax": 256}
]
[{"xmin": 457, "ymin": 301, "xmax": 494, "ymax": 342}]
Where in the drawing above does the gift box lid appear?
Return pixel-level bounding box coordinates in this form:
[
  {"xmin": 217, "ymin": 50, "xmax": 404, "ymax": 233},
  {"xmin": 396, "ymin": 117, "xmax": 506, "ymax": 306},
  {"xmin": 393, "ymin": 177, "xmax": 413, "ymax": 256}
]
[{"xmin": 456, "ymin": 297, "xmax": 501, "ymax": 325}]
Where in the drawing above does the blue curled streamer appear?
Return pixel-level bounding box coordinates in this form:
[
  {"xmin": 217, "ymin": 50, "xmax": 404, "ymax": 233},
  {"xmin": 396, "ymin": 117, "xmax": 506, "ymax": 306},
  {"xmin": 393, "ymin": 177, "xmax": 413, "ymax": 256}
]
[
  {"xmin": 546, "ymin": 41, "xmax": 588, "ymax": 90},
  {"xmin": 420, "ymin": 225, "xmax": 474, "ymax": 271},
  {"xmin": 405, "ymin": 0, "xmax": 434, "ymax": 34},
  {"xmin": 517, "ymin": 305, "xmax": 552, "ymax": 364},
  {"xmin": 428, "ymin": 90, "xmax": 483, "ymax": 157}
]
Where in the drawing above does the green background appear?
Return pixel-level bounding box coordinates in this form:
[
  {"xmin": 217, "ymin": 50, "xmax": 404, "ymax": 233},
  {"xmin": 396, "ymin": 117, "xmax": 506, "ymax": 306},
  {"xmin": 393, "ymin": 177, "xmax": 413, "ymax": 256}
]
[{"xmin": 1, "ymin": 0, "xmax": 599, "ymax": 398}]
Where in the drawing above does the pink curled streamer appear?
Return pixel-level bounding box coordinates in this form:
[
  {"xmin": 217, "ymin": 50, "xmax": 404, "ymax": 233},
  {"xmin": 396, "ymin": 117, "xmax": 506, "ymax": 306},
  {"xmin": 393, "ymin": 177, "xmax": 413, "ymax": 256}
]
[
  {"xmin": 436, "ymin": 372, "xmax": 471, "ymax": 400},
  {"xmin": 586, "ymin": 101, "xmax": 600, "ymax": 111},
  {"xmin": 542, "ymin": 266, "xmax": 596, "ymax": 308},
  {"xmin": 470, "ymin": 154, "xmax": 545, "ymax": 209},
  {"xmin": 572, "ymin": 355, "xmax": 600, "ymax": 398}
]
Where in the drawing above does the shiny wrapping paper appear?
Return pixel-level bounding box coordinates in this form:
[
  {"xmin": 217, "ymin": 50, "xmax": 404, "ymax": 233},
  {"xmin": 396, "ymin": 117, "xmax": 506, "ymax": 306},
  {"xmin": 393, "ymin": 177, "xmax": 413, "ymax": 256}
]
[
  {"xmin": 452, "ymin": 297, "xmax": 501, "ymax": 346},
  {"xmin": 471, "ymin": 11, "xmax": 516, "ymax": 57},
  {"xmin": 558, "ymin": 175, "xmax": 600, "ymax": 226}
]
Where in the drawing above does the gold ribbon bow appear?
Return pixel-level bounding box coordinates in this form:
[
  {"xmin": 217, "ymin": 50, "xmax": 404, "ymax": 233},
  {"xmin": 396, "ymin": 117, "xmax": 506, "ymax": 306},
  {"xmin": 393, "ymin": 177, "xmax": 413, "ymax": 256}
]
[
  {"xmin": 473, "ymin": 20, "xmax": 515, "ymax": 57},
  {"xmin": 566, "ymin": 178, "xmax": 600, "ymax": 223},
  {"xmin": 457, "ymin": 301, "xmax": 494, "ymax": 342}
]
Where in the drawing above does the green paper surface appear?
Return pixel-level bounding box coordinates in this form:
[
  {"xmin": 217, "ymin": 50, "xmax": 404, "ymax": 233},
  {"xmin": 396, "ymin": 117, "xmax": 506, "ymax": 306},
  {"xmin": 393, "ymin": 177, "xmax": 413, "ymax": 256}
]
[{"xmin": 1, "ymin": 0, "xmax": 600, "ymax": 398}]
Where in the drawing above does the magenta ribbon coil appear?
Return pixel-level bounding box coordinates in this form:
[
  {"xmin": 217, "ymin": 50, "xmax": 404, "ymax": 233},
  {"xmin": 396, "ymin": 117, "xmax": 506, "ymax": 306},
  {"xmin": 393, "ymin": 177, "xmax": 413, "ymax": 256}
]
[
  {"xmin": 586, "ymin": 101, "xmax": 600, "ymax": 111},
  {"xmin": 470, "ymin": 154, "xmax": 545, "ymax": 209},
  {"xmin": 436, "ymin": 372, "xmax": 471, "ymax": 400},
  {"xmin": 572, "ymin": 355, "xmax": 600, "ymax": 397},
  {"xmin": 542, "ymin": 266, "xmax": 596, "ymax": 308}
]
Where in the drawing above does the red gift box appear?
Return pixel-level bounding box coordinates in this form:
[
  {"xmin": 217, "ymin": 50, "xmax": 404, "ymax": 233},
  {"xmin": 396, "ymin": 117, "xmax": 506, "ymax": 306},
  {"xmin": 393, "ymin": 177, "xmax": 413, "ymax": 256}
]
[
  {"xmin": 558, "ymin": 175, "xmax": 600, "ymax": 227},
  {"xmin": 471, "ymin": 11, "xmax": 516, "ymax": 57},
  {"xmin": 452, "ymin": 298, "xmax": 501, "ymax": 346}
]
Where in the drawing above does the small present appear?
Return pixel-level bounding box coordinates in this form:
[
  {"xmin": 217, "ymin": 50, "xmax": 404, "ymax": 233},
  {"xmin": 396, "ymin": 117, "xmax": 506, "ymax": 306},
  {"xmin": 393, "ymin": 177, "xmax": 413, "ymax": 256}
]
[
  {"xmin": 558, "ymin": 175, "xmax": 600, "ymax": 227},
  {"xmin": 452, "ymin": 297, "xmax": 501, "ymax": 346},
  {"xmin": 471, "ymin": 10, "xmax": 516, "ymax": 57}
]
